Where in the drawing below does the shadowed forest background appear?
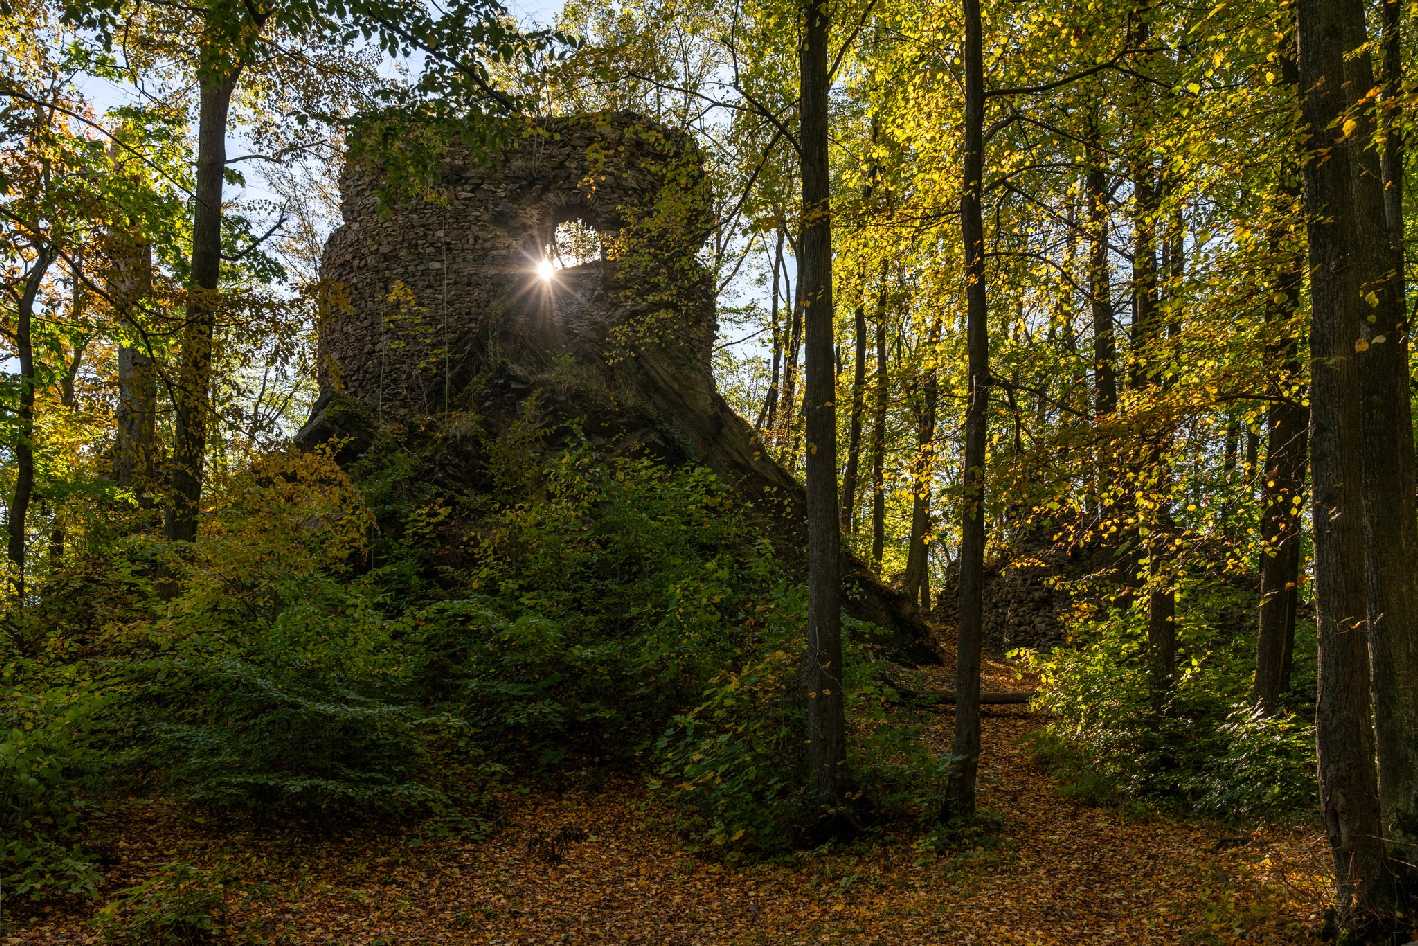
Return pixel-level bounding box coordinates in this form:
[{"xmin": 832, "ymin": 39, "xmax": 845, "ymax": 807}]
[{"xmin": 2, "ymin": 0, "xmax": 1417, "ymax": 943}]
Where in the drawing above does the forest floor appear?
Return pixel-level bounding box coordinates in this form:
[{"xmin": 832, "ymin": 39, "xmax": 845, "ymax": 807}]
[{"xmin": 5, "ymin": 656, "xmax": 1332, "ymax": 946}]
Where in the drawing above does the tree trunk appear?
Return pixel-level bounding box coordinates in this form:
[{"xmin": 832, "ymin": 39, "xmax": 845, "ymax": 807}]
[
  {"xmin": 902, "ymin": 322, "xmax": 939, "ymax": 610},
  {"xmin": 778, "ymin": 253, "xmax": 803, "ymax": 468},
  {"xmin": 1343, "ymin": 0, "xmax": 1418, "ymax": 877},
  {"xmin": 167, "ymin": 66, "xmax": 238, "ymax": 542},
  {"xmin": 1126, "ymin": 10, "xmax": 1176, "ymax": 714},
  {"xmin": 9, "ymin": 247, "xmax": 55, "ymax": 603},
  {"xmin": 870, "ymin": 276, "xmax": 889, "ymax": 571},
  {"xmin": 1297, "ymin": 0, "xmax": 1396, "ymax": 930},
  {"xmin": 1254, "ymin": 39, "xmax": 1308, "ymax": 716},
  {"xmin": 840, "ymin": 300, "xmax": 868, "ymax": 536},
  {"xmin": 1085, "ymin": 119, "xmax": 1117, "ymax": 420},
  {"xmin": 798, "ymin": 0, "xmax": 847, "ymax": 813},
  {"xmin": 1253, "ymin": 239, "xmax": 1308, "ymax": 715},
  {"xmin": 944, "ymin": 0, "xmax": 988, "ymax": 823},
  {"xmin": 111, "ymin": 225, "xmax": 157, "ymax": 497},
  {"xmin": 756, "ymin": 228, "xmax": 786, "ymax": 433}
]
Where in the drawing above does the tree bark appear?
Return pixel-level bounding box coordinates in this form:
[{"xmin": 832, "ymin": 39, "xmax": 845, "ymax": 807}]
[
  {"xmin": 901, "ymin": 320, "xmax": 939, "ymax": 610},
  {"xmin": 110, "ymin": 224, "xmax": 157, "ymax": 497},
  {"xmin": 870, "ymin": 275, "xmax": 889, "ymax": 571},
  {"xmin": 1342, "ymin": 0, "xmax": 1418, "ymax": 877},
  {"xmin": 1297, "ymin": 0, "xmax": 1396, "ymax": 930},
  {"xmin": 840, "ymin": 299, "xmax": 868, "ymax": 535},
  {"xmin": 798, "ymin": 0, "xmax": 847, "ymax": 813},
  {"xmin": 9, "ymin": 246, "xmax": 55, "ymax": 603},
  {"xmin": 1253, "ymin": 38, "xmax": 1308, "ymax": 715},
  {"xmin": 1126, "ymin": 9, "xmax": 1176, "ymax": 714},
  {"xmin": 1085, "ymin": 119, "xmax": 1117, "ymax": 420},
  {"xmin": 944, "ymin": 0, "xmax": 988, "ymax": 823},
  {"xmin": 1253, "ymin": 241, "xmax": 1308, "ymax": 714},
  {"xmin": 756, "ymin": 227, "xmax": 786, "ymax": 433},
  {"xmin": 167, "ymin": 60, "xmax": 240, "ymax": 542},
  {"xmin": 778, "ymin": 251, "xmax": 803, "ymax": 467}
]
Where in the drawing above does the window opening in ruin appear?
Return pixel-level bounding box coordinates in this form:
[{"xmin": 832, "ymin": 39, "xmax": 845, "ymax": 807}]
[{"xmin": 545, "ymin": 218, "xmax": 603, "ymax": 272}]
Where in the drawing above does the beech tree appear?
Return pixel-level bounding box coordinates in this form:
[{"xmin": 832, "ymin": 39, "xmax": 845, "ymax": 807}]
[{"xmin": 797, "ymin": 0, "xmax": 847, "ymax": 816}]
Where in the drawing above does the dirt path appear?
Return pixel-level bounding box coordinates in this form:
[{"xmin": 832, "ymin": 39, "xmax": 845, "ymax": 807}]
[{"xmin": 5, "ymin": 660, "xmax": 1330, "ymax": 946}]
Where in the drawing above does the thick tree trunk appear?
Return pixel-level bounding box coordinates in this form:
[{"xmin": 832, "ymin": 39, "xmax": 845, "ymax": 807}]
[
  {"xmin": 798, "ymin": 0, "xmax": 847, "ymax": 813},
  {"xmin": 840, "ymin": 300, "xmax": 868, "ymax": 535},
  {"xmin": 944, "ymin": 0, "xmax": 987, "ymax": 823},
  {"xmin": 1343, "ymin": 0, "xmax": 1418, "ymax": 876},
  {"xmin": 167, "ymin": 67, "xmax": 238, "ymax": 542},
  {"xmin": 9, "ymin": 247, "xmax": 54, "ymax": 603},
  {"xmin": 870, "ymin": 279, "xmax": 889, "ymax": 571},
  {"xmin": 1297, "ymin": 0, "xmax": 1396, "ymax": 930}
]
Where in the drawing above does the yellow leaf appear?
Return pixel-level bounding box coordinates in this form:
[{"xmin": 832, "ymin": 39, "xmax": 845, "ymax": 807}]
[{"xmin": 1342, "ymin": 117, "xmax": 1359, "ymax": 137}]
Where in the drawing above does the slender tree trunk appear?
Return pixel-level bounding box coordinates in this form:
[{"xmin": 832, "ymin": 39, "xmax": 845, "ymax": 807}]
[
  {"xmin": 1086, "ymin": 121, "xmax": 1117, "ymax": 420},
  {"xmin": 111, "ymin": 226, "xmax": 157, "ymax": 497},
  {"xmin": 840, "ymin": 299, "xmax": 868, "ymax": 535},
  {"xmin": 902, "ymin": 320, "xmax": 940, "ymax": 609},
  {"xmin": 1254, "ymin": 40, "xmax": 1309, "ymax": 715},
  {"xmin": 9, "ymin": 247, "xmax": 55, "ymax": 603},
  {"xmin": 1223, "ymin": 416, "xmax": 1239, "ymax": 478},
  {"xmin": 798, "ymin": 0, "xmax": 846, "ymax": 814},
  {"xmin": 1254, "ymin": 254, "xmax": 1308, "ymax": 714},
  {"xmin": 758, "ymin": 228, "xmax": 785, "ymax": 433},
  {"xmin": 1297, "ymin": 0, "xmax": 1396, "ymax": 930},
  {"xmin": 870, "ymin": 276, "xmax": 889, "ymax": 571},
  {"xmin": 1380, "ymin": 0, "xmax": 1403, "ymax": 265},
  {"xmin": 1342, "ymin": 0, "xmax": 1418, "ymax": 876},
  {"xmin": 778, "ymin": 246, "xmax": 803, "ymax": 466},
  {"xmin": 167, "ymin": 66, "xmax": 238, "ymax": 542},
  {"xmin": 1125, "ymin": 9, "xmax": 1176, "ymax": 714},
  {"xmin": 944, "ymin": 0, "xmax": 988, "ymax": 822}
]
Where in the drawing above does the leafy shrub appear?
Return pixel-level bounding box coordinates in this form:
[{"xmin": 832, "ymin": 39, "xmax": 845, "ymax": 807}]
[
  {"xmin": 135, "ymin": 657, "xmax": 448, "ymax": 821},
  {"xmin": 1026, "ymin": 583, "xmax": 1316, "ymax": 820},
  {"xmin": 0, "ymin": 673, "xmax": 104, "ymax": 902},
  {"xmin": 94, "ymin": 863, "xmax": 235, "ymax": 946},
  {"xmin": 404, "ymin": 445, "xmax": 790, "ymax": 761},
  {"xmin": 653, "ymin": 612, "xmax": 951, "ymax": 857},
  {"xmin": 1181, "ymin": 703, "xmax": 1315, "ymax": 819},
  {"xmin": 846, "ymin": 658, "xmax": 952, "ymax": 826},
  {"xmin": 654, "ymin": 643, "xmax": 806, "ymax": 856},
  {"xmin": 96, "ymin": 450, "xmax": 459, "ymax": 823}
]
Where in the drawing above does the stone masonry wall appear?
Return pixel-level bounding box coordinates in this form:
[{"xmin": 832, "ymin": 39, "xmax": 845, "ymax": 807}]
[{"xmin": 318, "ymin": 111, "xmax": 716, "ymax": 418}]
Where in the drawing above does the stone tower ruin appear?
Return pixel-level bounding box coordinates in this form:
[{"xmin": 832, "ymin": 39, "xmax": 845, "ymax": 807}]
[
  {"xmin": 307, "ymin": 110, "xmax": 934, "ymax": 660},
  {"xmin": 318, "ymin": 111, "xmax": 716, "ymax": 424}
]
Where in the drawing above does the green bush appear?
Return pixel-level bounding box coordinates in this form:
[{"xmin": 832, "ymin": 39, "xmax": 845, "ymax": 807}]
[
  {"xmin": 1181, "ymin": 703, "xmax": 1315, "ymax": 819},
  {"xmin": 404, "ymin": 446, "xmax": 790, "ymax": 761},
  {"xmin": 94, "ymin": 863, "xmax": 235, "ymax": 946},
  {"xmin": 653, "ymin": 612, "xmax": 951, "ymax": 857},
  {"xmin": 0, "ymin": 673, "xmax": 103, "ymax": 903},
  {"xmin": 93, "ymin": 450, "xmax": 460, "ymax": 823},
  {"xmin": 1026, "ymin": 582, "xmax": 1316, "ymax": 820},
  {"xmin": 135, "ymin": 657, "xmax": 448, "ymax": 821},
  {"xmin": 7, "ymin": 417, "xmax": 950, "ymax": 876},
  {"xmin": 653, "ymin": 642, "xmax": 806, "ymax": 856}
]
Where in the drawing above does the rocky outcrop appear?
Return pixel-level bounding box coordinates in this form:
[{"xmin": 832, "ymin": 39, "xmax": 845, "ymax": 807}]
[{"xmin": 307, "ymin": 111, "xmax": 937, "ymax": 662}]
